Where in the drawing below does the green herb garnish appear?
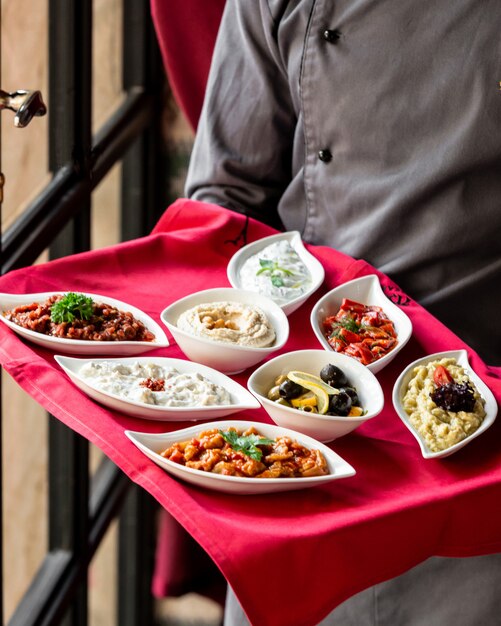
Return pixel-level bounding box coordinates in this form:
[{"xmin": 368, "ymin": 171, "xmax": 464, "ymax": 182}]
[
  {"xmin": 219, "ymin": 430, "xmax": 274, "ymax": 462},
  {"xmin": 328, "ymin": 315, "xmax": 360, "ymax": 342},
  {"xmin": 271, "ymin": 275, "xmax": 285, "ymax": 288},
  {"xmin": 50, "ymin": 292, "xmax": 94, "ymax": 324},
  {"xmin": 256, "ymin": 258, "xmax": 295, "ymax": 289},
  {"xmin": 338, "ymin": 316, "xmax": 360, "ymax": 333}
]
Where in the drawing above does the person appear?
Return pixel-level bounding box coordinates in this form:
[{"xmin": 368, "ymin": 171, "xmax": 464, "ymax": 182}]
[{"xmin": 184, "ymin": 1, "xmax": 501, "ymax": 624}]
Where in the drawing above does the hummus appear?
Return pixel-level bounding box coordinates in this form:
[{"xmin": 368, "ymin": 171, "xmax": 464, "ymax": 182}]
[
  {"xmin": 79, "ymin": 361, "xmax": 231, "ymax": 407},
  {"xmin": 402, "ymin": 357, "xmax": 486, "ymax": 452},
  {"xmin": 177, "ymin": 301, "xmax": 275, "ymax": 347},
  {"xmin": 239, "ymin": 240, "xmax": 312, "ymax": 305}
]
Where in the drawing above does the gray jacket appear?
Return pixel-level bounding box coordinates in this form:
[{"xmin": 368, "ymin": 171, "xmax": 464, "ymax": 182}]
[{"xmin": 186, "ymin": 0, "xmax": 501, "ymax": 363}]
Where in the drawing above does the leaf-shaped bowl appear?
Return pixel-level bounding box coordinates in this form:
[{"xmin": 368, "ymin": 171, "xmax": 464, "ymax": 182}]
[
  {"xmin": 310, "ymin": 275, "xmax": 413, "ymax": 373},
  {"xmin": 392, "ymin": 349, "xmax": 498, "ymax": 459},
  {"xmin": 227, "ymin": 231, "xmax": 325, "ymax": 315},
  {"xmin": 124, "ymin": 419, "xmax": 356, "ymax": 494},
  {"xmin": 0, "ymin": 291, "xmax": 168, "ymax": 355},
  {"xmin": 55, "ymin": 355, "xmax": 260, "ymax": 421}
]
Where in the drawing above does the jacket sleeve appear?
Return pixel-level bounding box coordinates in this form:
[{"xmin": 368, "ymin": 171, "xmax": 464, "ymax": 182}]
[{"xmin": 184, "ymin": 0, "xmax": 295, "ymax": 229}]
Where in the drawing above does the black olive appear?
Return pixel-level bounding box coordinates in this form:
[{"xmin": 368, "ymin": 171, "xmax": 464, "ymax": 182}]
[
  {"xmin": 328, "ymin": 391, "xmax": 352, "ymax": 416},
  {"xmin": 320, "ymin": 364, "xmax": 349, "ymax": 387},
  {"xmin": 279, "ymin": 379, "xmax": 304, "ymax": 400},
  {"xmin": 430, "ymin": 382, "xmax": 476, "ymax": 413},
  {"xmin": 339, "ymin": 386, "xmax": 359, "ymax": 406}
]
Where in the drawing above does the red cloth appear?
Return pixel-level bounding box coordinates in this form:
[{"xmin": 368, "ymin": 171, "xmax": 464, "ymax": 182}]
[
  {"xmin": 150, "ymin": 0, "xmax": 225, "ymax": 129},
  {"xmin": 1, "ymin": 200, "xmax": 501, "ymax": 626}
]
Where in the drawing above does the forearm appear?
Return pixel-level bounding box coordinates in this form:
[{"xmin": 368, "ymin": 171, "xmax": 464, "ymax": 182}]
[{"xmin": 185, "ymin": 0, "xmax": 294, "ymax": 229}]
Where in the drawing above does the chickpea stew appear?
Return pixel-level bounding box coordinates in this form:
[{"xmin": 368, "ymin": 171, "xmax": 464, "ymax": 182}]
[{"xmin": 160, "ymin": 426, "xmax": 329, "ymax": 478}]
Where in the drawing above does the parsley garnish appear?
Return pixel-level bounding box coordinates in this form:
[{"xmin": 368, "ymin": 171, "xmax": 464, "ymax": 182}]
[
  {"xmin": 219, "ymin": 430, "xmax": 274, "ymax": 462},
  {"xmin": 50, "ymin": 292, "xmax": 94, "ymax": 324},
  {"xmin": 256, "ymin": 258, "xmax": 295, "ymax": 288}
]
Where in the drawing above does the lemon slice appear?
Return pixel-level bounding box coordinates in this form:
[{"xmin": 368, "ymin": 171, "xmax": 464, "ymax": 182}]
[
  {"xmin": 287, "ymin": 371, "xmax": 339, "ymax": 395},
  {"xmin": 287, "ymin": 374, "xmax": 331, "ymax": 415}
]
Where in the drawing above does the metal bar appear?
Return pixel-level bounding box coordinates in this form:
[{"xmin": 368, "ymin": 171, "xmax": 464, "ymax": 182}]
[
  {"xmin": 1, "ymin": 91, "xmax": 154, "ymax": 274},
  {"xmin": 49, "ymin": 0, "xmax": 93, "ymax": 261},
  {"xmin": 7, "ymin": 550, "xmax": 73, "ymax": 626},
  {"xmin": 8, "ymin": 458, "xmax": 131, "ymax": 626},
  {"xmin": 92, "ymin": 90, "xmax": 154, "ymax": 187},
  {"xmin": 118, "ymin": 486, "xmax": 156, "ymax": 626},
  {"xmin": 48, "ymin": 422, "xmax": 89, "ymax": 626},
  {"xmin": 49, "ymin": 2, "xmax": 91, "ymax": 171},
  {"xmin": 121, "ymin": 4, "xmax": 167, "ymax": 239},
  {"xmin": 48, "ymin": 2, "xmax": 93, "ymax": 625},
  {"xmin": 117, "ymin": 4, "xmax": 165, "ymax": 623}
]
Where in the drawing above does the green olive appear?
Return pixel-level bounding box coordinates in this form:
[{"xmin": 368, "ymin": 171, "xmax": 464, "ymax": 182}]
[
  {"xmin": 275, "ymin": 398, "xmax": 292, "ymax": 407},
  {"xmin": 267, "ymin": 385, "xmax": 281, "ymax": 401}
]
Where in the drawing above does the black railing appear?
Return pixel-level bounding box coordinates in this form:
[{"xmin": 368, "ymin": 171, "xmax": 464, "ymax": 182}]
[{"xmin": 1, "ymin": 2, "xmax": 169, "ymax": 624}]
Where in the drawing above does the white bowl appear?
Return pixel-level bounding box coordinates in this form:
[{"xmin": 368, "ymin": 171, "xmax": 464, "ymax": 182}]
[
  {"xmin": 227, "ymin": 231, "xmax": 325, "ymax": 315},
  {"xmin": 392, "ymin": 349, "xmax": 498, "ymax": 459},
  {"xmin": 247, "ymin": 349, "xmax": 384, "ymax": 442},
  {"xmin": 55, "ymin": 355, "xmax": 260, "ymax": 421},
  {"xmin": 0, "ymin": 291, "xmax": 169, "ymax": 355},
  {"xmin": 310, "ymin": 274, "xmax": 413, "ymax": 373},
  {"xmin": 124, "ymin": 419, "xmax": 356, "ymax": 494},
  {"xmin": 160, "ymin": 288, "xmax": 289, "ymax": 375}
]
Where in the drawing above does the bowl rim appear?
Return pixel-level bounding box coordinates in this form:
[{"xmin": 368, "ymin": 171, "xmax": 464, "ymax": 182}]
[
  {"xmin": 226, "ymin": 231, "xmax": 325, "ymax": 313},
  {"xmin": 160, "ymin": 287, "xmax": 290, "ymax": 353}
]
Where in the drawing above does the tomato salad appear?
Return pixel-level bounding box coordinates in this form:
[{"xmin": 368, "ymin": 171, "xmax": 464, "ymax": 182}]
[{"xmin": 322, "ymin": 298, "xmax": 397, "ymax": 365}]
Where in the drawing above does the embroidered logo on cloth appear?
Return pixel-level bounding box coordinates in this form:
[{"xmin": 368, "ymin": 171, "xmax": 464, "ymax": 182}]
[{"xmin": 383, "ymin": 284, "xmax": 411, "ymax": 306}]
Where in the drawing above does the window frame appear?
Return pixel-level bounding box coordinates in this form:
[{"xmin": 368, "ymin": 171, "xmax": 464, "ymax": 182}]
[{"xmin": 1, "ymin": 2, "xmax": 168, "ymax": 624}]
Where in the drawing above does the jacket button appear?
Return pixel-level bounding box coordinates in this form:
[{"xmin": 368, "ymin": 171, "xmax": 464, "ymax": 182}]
[
  {"xmin": 318, "ymin": 149, "xmax": 332, "ymax": 163},
  {"xmin": 323, "ymin": 29, "xmax": 341, "ymax": 43}
]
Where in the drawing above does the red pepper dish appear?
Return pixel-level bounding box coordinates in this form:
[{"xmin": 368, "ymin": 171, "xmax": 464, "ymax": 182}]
[{"xmin": 322, "ymin": 298, "xmax": 397, "ymax": 365}]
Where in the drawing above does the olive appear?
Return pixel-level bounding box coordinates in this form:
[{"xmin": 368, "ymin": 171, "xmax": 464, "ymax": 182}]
[
  {"xmin": 275, "ymin": 398, "xmax": 292, "ymax": 407},
  {"xmin": 339, "ymin": 386, "xmax": 360, "ymax": 407},
  {"xmin": 267, "ymin": 385, "xmax": 281, "ymax": 401},
  {"xmin": 274, "ymin": 374, "xmax": 288, "ymax": 386},
  {"xmin": 279, "ymin": 379, "xmax": 304, "ymax": 400},
  {"xmin": 320, "ymin": 364, "xmax": 349, "ymax": 387},
  {"xmin": 327, "ymin": 391, "xmax": 352, "ymax": 416}
]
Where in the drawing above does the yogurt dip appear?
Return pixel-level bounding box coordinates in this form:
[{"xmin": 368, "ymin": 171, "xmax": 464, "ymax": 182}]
[
  {"xmin": 79, "ymin": 361, "xmax": 231, "ymax": 407},
  {"xmin": 239, "ymin": 240, "xmax": 311, "ymax": 305},
  {"xmin": 402, "ymin": 357, "xmax": 486, "ymax": 452},
  {"xmin": 177, "ymin": 301, "xmax": 275, "ymax": 347}
]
